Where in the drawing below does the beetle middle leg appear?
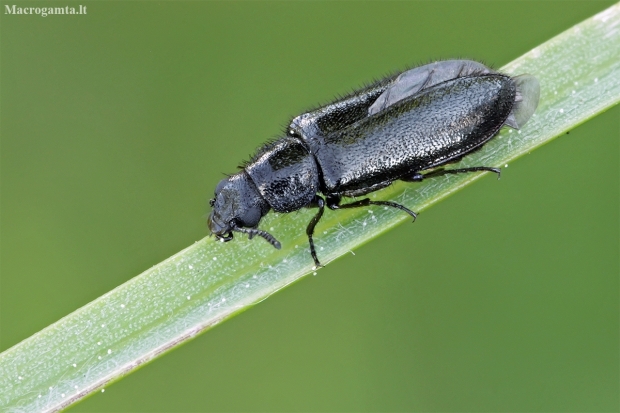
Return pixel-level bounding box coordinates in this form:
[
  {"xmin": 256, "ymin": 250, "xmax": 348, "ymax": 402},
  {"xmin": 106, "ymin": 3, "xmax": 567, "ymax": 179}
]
[
  {"xmin": 407, "ymin": 166, "xmax": 501, "ymax": 182},
  {"xmin": 306, "ymin": 195, "xmax": 326, "ymax": 268},
  {"xmin": 326, "ymin": 194, "xmax": 417, "ymax": 222}
]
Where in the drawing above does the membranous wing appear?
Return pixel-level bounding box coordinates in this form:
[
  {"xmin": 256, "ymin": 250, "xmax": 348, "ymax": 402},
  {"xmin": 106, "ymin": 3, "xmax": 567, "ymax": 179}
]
[
  {"xmin": 505, "ymin": 74, "xmax": 540, "ymax": 129},
  {"xmin": 368, "ymin": 60, "xmax": 493, "ymax": 115}
]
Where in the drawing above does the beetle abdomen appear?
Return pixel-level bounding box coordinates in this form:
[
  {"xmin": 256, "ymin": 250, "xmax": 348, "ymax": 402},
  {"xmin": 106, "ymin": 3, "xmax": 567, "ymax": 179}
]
[
  {"xmin": 245, "ymin": 137, "xmax": 319, "ymax": 213},
  {"xmin": 313, "ymin": 74, "xmax": 516, "ymax": 194}
]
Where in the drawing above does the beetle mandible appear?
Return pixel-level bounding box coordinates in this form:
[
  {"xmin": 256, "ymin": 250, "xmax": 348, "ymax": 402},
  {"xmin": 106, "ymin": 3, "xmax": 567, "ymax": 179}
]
[{"xmin": 207, "ymin": 60, "xmax": 540, "ymax": 267}]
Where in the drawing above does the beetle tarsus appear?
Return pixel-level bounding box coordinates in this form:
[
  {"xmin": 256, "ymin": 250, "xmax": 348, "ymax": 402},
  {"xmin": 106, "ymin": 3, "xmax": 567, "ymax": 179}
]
[
  {"xmin": 306, "ymin": 196, "xmax": 326, "ymax": 268},
  {"xmin": 371, "ymin": 201, "xmax": 418, "ymax": 222},
  {"xmin": 327, "ymin": 195, "xmax": 417, "ymax": 223}
]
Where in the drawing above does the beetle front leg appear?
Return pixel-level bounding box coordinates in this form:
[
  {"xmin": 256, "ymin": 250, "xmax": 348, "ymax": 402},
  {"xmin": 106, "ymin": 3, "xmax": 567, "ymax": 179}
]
[
  {"xmin": 306, "ymin": 195, "xmax": 325, "ymax": 268},
  {"xmin": 326, "ymin": 194, "xmax": 417, "ymax": 222},
  {"xmin": 407, "ymin": 166, "xmax": 501, "ymax": 182}
]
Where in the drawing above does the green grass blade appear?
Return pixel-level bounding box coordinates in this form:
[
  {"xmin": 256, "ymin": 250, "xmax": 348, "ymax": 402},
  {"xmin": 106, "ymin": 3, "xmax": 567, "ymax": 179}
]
[{"xmin": 1, "ymin": 4, "xmax": 619, "ymax": 412}]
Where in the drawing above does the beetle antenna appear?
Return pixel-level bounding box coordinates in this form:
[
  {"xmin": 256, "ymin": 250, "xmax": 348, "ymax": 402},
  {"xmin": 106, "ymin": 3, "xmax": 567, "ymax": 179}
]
[{"xmin": 232, "ymin": 224, "xmax": 281, "ymax": 250}]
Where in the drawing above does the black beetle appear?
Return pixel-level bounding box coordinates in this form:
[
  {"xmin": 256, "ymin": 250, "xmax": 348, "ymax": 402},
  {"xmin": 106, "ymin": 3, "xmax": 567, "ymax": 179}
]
[{"xmin": 208, "ymin": 60, "xmax": 539, "ymax": 267}]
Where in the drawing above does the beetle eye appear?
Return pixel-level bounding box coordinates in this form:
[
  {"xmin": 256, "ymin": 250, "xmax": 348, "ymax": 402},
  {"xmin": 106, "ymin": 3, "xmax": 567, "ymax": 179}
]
[{"xmin": 209, "ymin": 198, "xmax": 215, "ymax": 207}]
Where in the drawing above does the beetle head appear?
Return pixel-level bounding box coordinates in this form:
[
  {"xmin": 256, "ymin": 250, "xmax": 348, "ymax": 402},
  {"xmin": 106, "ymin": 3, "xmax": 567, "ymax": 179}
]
[{"xmin": 208, "ymin": 172, "xmax": 281, "ymax": 249}]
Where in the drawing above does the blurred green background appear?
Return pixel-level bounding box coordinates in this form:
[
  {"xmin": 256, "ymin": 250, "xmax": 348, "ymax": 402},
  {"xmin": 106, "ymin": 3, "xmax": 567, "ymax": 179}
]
[{"xmin": 1, "ymin": 1, "xmax": 618, "ymax": 411}]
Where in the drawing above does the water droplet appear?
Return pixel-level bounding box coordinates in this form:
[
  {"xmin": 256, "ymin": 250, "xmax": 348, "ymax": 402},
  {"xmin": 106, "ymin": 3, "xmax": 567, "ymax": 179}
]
[
  {"xmin": 108, "ymin": 349, "xmax": 112, "ymax": 354},
  {"xmin": 101, "ymin": 389, "xmax": 105, "ymax": 393},
  {"xmin": 120, "ymin": 304, "xmax": 125, "ymax": 308},
  {"xmin": 73, "ymin": 363, "xmax": 77, "ymax": 367},
  {"xmin": 213, "ymin": 257, "xmax": 217, "ymax": 261},
  {"xmin": 560, "ymin": 108, "xmax": 564, "ymax": 113},
  {"xmin": 188, "ymin": 265, "xmax": 193, "ymax": 269}
]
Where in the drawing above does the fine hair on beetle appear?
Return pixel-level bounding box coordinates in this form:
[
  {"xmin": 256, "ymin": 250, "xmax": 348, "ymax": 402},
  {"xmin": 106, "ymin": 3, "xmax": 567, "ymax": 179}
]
[{"xmin": 208, "ymin": 59, "xmax": 540, "ymax": 267}]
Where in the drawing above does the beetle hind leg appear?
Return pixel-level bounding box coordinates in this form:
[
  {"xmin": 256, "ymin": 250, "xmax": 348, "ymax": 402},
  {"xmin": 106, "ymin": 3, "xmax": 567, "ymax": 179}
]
[
  {"xmin": 407, "ymin": 166, "xmax": 501, "ymax": 182},
  {"xmin": 326, "ymin": 194, "xmax": 417, "ymax": 222}
]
